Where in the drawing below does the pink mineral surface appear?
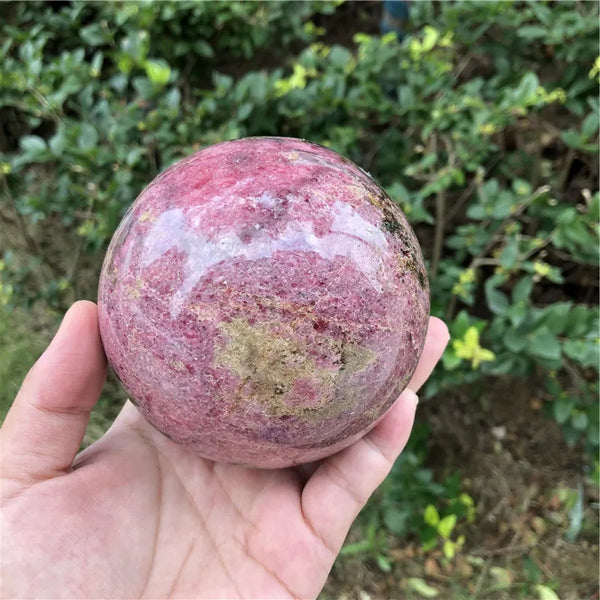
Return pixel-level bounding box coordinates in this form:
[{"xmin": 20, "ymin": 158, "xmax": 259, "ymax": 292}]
[{"xmin": 98, "ymin": 137, "xmax": 430, "ymax": 468}]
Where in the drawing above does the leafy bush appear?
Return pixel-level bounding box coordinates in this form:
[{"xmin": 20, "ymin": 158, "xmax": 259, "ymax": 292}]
[
  {"xmin": 1, "ymin": 0, "xmax": 598, "ymax": 565},
  {"xmin": 0, "ymin": 269, "xmax": 49, "ymax": 420}
]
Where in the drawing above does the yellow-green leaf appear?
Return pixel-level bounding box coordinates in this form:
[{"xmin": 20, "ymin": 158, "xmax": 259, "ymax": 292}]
[
  {"xmin": 490, "ymin": 566, "xmax": 514, "ymax": 589},
  {"xmin": 535, "ymin": 584, "xmax": 560, "ymax": 600},
  {"xmin": 406, "ymin": 578, "xmax": 439, "ymax": 598},
  {"xmin": 443, "ymin": 539, "xmax": 456, "ymax": 560},
  {"xmin": 437, "ymin": 514, "xmax": 457, "ymax": 539},
  {"xmin": 145, "ymin": 59, "xmax": 171, "ymax": 86},
  {"xmin": 424, "ymin": 504, "xmax": 440, "ymax": 526}
]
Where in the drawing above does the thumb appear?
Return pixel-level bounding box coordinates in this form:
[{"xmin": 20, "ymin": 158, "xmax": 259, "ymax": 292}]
[{"xmin": 1, "ymin": 301, "xmax": 106, "ymax": 492}]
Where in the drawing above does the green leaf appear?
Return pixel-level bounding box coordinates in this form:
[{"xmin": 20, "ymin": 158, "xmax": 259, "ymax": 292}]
[
  {"xmin": 437, "ymin": 514, "xmax": 457, "ymax": 539},
  {"xmin": 442, "ymin": 346, "xmax": 462, "ymax": 370},
  {"xmin": 20, "ymin": 135, "xmax": 47, "ymax": 154},
  {"xmin": 479, "ymin": 178, "xmax": 499, "ymax": 203},
  {"xmin": 329, "ymin": 45, "xmax": 352, "ymax": 68},
  {"xmin": 376, "ymin": 553, "xmax": 392, "ymax": 572},
  {"xmin": 565, "ymin": 305, "xmax": 596, "ymax": 337},
  {"xmin": 507, "ymin": 302, "xmax": 528, "ymax": 327},
  {"xmin": 133, "ymin": 76, "xmax": 155, "ymax": 98},
  {"xmin": 504, "ymin": 327, "xmax": 528, "ymax": 352},
  {"xmin": 237, "ymin": 102, "xmax": 253, "ymax": 120},
  {"xmin": 145, "ymin": 58, "xmax": 171, "ymax": 86},
  {"xmin": 126, "ymin": 148, "xmax": 145, "ymax": 167},
  {"xmin": 117, "ymin": 53, "xmax": 133, "ymax": 74},
  {"xmin": 500, "ymin": 238, "xmax": 519, "ymax": 268},
  {"xmin": 512, "ymin": 178, "xmax": 532, "ymax": 196},
  {"xmin": 340, "ymin": 539, "xmax": 372, "ymax": 555},
  {"xmin": 529, "ymin": 327, "xmax": 561, "ymax": 360},
  {"xmin": 539, "ymin": 303, "xmax": 572, "ymax": 335},
  {"xmin": 512, "ymin": 277, "xmax": 533, "ymax": 303},
  {"xmin": 451, "ymin": 311, "xmax": 472, "ymax": 339},
  {"xmin": 571, "ymin": 412, "xmax": 589, "ymax": 431},
  {"xmin": 561, "ymin": 129, "xmax": 583, "ymax": 149},
  {"xmin": 553, "ymin": 397, "xmax": 574, "ymax": 424},
  {"xmin": 165, "ymin": 87, "xmax": 181, "ymax": 109},
  {"xmin": 516, "ymin": 72, "xmax": 540, "ymax": 104},
  {"xmin": 77, "ymin": 124, "xmax": 98, "ymax": 151},
  {"xmin": 523, "ymin": 556, "xmax": 541, "ymax": 584},
  {"xmin": 406, "ymin": 578, "xmax": 439, "ymax": 598},
  {"xmin": 566, "ymin": 483, "xmax": 584, "ymax": 542},
  {"xmin": 466, "ymin": 203, "xmax": 487, "ymax": 220},
  {"xmin": 384, "ymin": 507, "xmax": 408, "ymax": 535},
  {"xmin": 80, "ymin": 23, "xmax": 106, "ymax": 46},
  {"xmin": 563, "ymin": 339, "xmax": 599, "ymax": 367},
  {"xmin": 90, "ymin": 51, "xmax": 104, "ymax": 77},
  {"xmin": 424, "ymin": 504, "xmax": 440, "ymax": 526},
  {"xmin": 398, "ymin": 84, "xmax": 415, "ymax": 106},
  {"xmin": 485, "ymin": 281, "xmax": 510, "ymax": 315},
  {"xmin": 49, "ymin": 130, "xmax": 67, "ymax": 156},
  {"xmin": 582, "ymin": 111, "xmax": 599, "ymax": 139},
  {"xmin": 193, "ymin": 39, "xmax": 215, "ymax": 58},
  {"xmin": 121, "ymin": 30, "xmax": 149, "ymax": 63},
  {"xmin": 518, "ymin": 26, "xmax": 547, "ymax": 40},
  {"xmin": 492, "ymin": 192, "xmax": 514, "ymax": 219}
]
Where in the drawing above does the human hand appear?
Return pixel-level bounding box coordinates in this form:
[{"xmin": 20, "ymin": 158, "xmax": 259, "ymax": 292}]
[{"xmin": 1, "ymin": 301, "xmax": 448, "ymax": 599}]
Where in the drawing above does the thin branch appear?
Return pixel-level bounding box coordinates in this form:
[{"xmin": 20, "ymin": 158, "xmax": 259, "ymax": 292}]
[
  {"xmin": 429, "ymin": 134, "xmax": 447, "ymax": 280},
  {"xmin": 558, "ymin": 147, "xmax": 576, "ymax": 192},
  {"xmin": 430, "ymin": 188, "xmax": 446, "ymax": 279},
  {"xmin": 471, "ymin": 544, "xmax": 531, "ymax": 557},
  {"xmin": 445, "ymin": 185, "xmax": 551, "ymax": 321},
  {"xmin": 26, "ymin": 86, "xmax": 63, "ymax": 125},
  {"xmin": 446, "ymin": 156, "xmax": 502, "ymax": 223},
  {"xmin": 0, "ymin": 172, "xmax": 41, "ymax": 255},
  {"xmin": 470, "ymin": 561, "xmax": 490, "ymax": 600}
]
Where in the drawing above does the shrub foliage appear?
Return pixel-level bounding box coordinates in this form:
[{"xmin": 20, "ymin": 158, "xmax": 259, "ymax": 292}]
[{"xmin": 1, "ymin": 0, "xmax": 598, "ymax": 558}]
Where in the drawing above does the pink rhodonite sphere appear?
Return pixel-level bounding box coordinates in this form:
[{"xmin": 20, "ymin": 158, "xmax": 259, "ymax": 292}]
[{"xmin": 98, "ymin": 137, "xmax": 429, "ymax": 468}]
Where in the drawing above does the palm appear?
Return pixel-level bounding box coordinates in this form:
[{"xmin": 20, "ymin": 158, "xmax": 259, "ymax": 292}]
[
  {"xmin": 75, "ymin": 406, "xmax": 333, "ymax": 599},
  {"xmin": 1, "ymin": 302, "xmax": 448, "ymax": 599}
]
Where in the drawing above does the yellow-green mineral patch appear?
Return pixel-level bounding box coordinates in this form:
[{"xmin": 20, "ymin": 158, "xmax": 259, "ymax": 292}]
[
  {"xmin": 341, "ymin": 343, "xmax": 377, "ymax": 374},
  {"xmin": 214, "ymin": 318, "xmax": 376, "ymax": 419}
]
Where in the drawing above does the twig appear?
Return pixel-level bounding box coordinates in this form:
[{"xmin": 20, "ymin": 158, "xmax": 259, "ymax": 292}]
[
  {"xmin": 27, "ymin": 86, "xmax": 63, "ymax": 125},
  {"xmin": 429, "ymin": 134, "xmax": 448, "ymax": 279},
  {"xmin": 454, "ymin": 55, "xmax": 472, "ymax": 80},
  {"xmin": 558, "ymin": 147, "xmax": 576, "ymax": 192},
  {"xmin": 446, "ymin": 156, "xmax": 502, "ymax": 223},
  {"xmin": 517, "ymin": 229, "xmax": 556, "ymax": 262},
  {"xmin": 563, "ymin": 359, "xmax": 585, "ymax": 391},
  {"xmin": 363, "ymin": 116, "xmax": 404, "ymax": 171},
  {"xmin": 446, "ymin": 179, "xmax": 476, "ymax": 223},
  {"xmin": 430, "ymin": 188, "xmax": 446, "ymax": 279},
  {"xmin": 471, "ymin": 544, "xmax": 530, "ymax": 557},
  {"xmin": 0, "ymin": 172, "xmax": 41, "ymax": 255},
  {"xmin": 445, "ymin": 185, "xmax": 550, "ymax": 322},
  {"xmin": 66, "ymin": 197, "xmax": 95, "ymax": 303},
  {"xmin": 470, "ymin": 561, "xmax": 490, "ymax": 599}
]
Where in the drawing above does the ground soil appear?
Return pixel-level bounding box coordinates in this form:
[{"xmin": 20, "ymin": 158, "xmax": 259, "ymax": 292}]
[{"xmin": 321, "ymin": 378, "xmax": 599, "ymax": 600}]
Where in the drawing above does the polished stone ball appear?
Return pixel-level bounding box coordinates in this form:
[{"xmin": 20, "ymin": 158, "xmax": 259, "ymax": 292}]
[{"xmin": 98, "ymin": 137, "xmax": 429, "ymax": 468}]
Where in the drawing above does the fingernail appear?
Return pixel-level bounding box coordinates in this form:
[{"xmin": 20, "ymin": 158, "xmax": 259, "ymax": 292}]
[{"xmin": 404, "ymin": 388, "xmax": 419, "ymax": 408}]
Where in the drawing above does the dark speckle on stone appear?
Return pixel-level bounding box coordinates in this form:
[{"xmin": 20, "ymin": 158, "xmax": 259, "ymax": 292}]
[{"xmin": 382, "ymin": 218, "xmax": 401, "ymax": 233}]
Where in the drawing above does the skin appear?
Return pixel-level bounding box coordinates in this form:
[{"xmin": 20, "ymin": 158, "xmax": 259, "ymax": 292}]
[{"xmin": 1, "ymin": 301, "xmax": 448, "ymax": 599}]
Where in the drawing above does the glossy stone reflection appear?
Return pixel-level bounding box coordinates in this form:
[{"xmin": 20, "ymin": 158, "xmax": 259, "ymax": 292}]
[{"xmin": 98, "ymin": 137, "xmax": 429, "ymax": 468}]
